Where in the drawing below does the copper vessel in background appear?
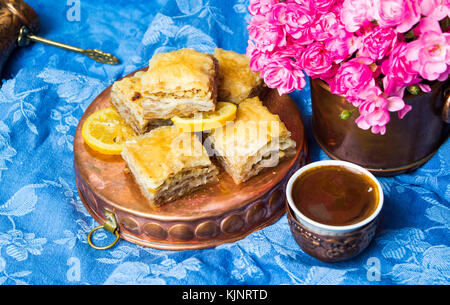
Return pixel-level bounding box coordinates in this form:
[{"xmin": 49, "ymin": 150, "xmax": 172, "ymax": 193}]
[
  {"xmin": 0, "ymin": 0, "xmax": 39, "ymax": 75},
  {"xmin": 311, "ymin": 79, "xmax": 450, "ymax": 176}
]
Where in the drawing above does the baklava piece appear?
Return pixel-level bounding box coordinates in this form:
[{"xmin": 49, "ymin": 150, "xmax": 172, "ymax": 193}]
[
  {"xmin": 122, "ymin": 126, "xmax": 219, "ymax": 206},
  {"xmin": 140, "ymin": 48, "xmax": 219, "ymax": 120},
  {"xmin": 207, "ymin": 97, "xmax": 296, "ymax": 184},
  {"xmin": 213, "ymin": 48, "xmax": 265, "ymax": 104},
  {"xmin": 111, "ymin": 71, "xmax": 171, "ymax": 134}
]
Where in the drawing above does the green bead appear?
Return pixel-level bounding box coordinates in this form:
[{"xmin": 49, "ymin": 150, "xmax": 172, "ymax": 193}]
[
  {"xmin": 340, "ymin": 110, "xmax": 352, "ymax": 120},
  {"xmin": 407, "ymin": 85, "xmax": 420, "ymax": 95}
]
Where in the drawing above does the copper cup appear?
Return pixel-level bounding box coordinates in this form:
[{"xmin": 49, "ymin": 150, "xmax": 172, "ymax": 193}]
[
  {"xmin": 0, "ymin": 0, "xmax": 40, "ymax": 75},
  {"xmin": 285, "ymin": 160, "xmax": 383, "ymax": 263}
]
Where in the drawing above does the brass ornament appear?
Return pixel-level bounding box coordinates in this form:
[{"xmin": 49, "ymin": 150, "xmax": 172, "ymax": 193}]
[
  {"xmin": 87, "ymin": 210, "xmax": 120, "ymax": 250},
  {"xmin": 17, "ymin": 25, "xmax": 120, "ymax": 65}
]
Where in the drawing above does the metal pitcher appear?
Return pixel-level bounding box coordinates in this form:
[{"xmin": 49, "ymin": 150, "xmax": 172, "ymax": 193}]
[{"xmin": 0, "ymin": 0, "xmax": 40, "ymax": 75}]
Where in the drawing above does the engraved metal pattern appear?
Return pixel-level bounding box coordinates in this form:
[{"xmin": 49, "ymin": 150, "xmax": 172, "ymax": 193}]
[
  {"xmin": 0, "ymin": 0, "xmax": 39, "ymax": 74},
  {"xmin": 75, "ymin": 154, "xmax": 306, "ymax": 250},
  {"xmin": 287, "ymin": 207, "xmax": 378, "ymax": 262},
  {"xmin": 195, "ymin": 221, "xmax": 219, "ymax": 239},
  {"xmin": 82, "ymin": 49, "xmax": 120, "ymax": 65}
]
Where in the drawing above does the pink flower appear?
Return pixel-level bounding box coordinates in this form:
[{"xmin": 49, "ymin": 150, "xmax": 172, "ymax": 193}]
[
  {"xmin": 245, "ymin": 0, "xmax": 437, "ymax": 135},
  {"xmin": 355, "ymin": 86, "xmax": 412, "ymax": 134},
  {"xmin": 341, "ymin": 0, "xmax": 375, "ymax": 32},
  {"xmin": 414, "ymin": 16, "xmax": 444, "ymax": 36},
  {"xmin": 312, "ymin": 0, "xmax": 337, "ymax": 13},
  {"xmin": 246, "ymin": 41, "xmax": 271, "ymax": 72},
  {"xmin": 373, "ymin": 0, "xmax": 421, "ymax": 33},
  {"xmin": 248, "ymin": 15, "xmax": 286, "ymax": 53},
  {"xmin": 271, "ymin": 2, "xmax": 316, "ymax": 45},
  {"xmin": 248, "ymin": 0, "xmax": 278, "ymax": 16},
  {"xmin": 299, "ymin": 42, "xmax": 336, "ymax": 79},
  {"xmin": 312, "ymin": 11, "xmax": 339, "ymax": 41},
  {"xmin": 355, "ymin": 101, "xmax": 390, "ymax": 135},
  {"xmin": 419, "ymin": 0, "xmax": 450, "ymax": 20},
  {"xmin": 324, "ymin": 24, "xmax": 360, "ymax": 63},
  {"xmin": 381, "ymin": 42, "xmax": 420, "ymax": 96},
  {"xmin": 358, "ymin": 27, "xmax": 398, "ymax": 62},
  {"xmin": 405, "ymin": 30, "xmax": 450, "ymax": 81},
  {"xmin": 261, "ymin": 55, "xmax": 307, "ymax": 95},
  {"xmin": 290, "ymin": 0, "xmax": 316, "ymax": 14},
  {"xmin": 355, "ymin": 112, "xmax": 389, "ymax": 134},
  {"xmin": 329, "ymin": 57, "xmax": 375, "ymax": 96},
  {"xmin": 397, "ymin": 103, "xmax": 413, "ymax": 119}
]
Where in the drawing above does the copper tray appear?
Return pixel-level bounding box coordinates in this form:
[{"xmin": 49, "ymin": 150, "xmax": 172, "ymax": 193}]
[{"xmin": 73, "ymin": 71, "xmax": 308, "ymax": 250}]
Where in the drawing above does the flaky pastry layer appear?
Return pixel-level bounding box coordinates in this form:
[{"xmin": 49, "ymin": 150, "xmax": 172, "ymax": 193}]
[
  {"xmin": 214, "ymin": 48, "xmax": 265, "ymax": 104},
  {"xmin": 121, "ymin": 126, "xmax": 218, "ymax": 205},
  {"xmin": 208, "ymin": 97, "xmax": 296, "ymax": 184},
  {"xmin": 111, "ymin": 72, "xmax": 172, "ymax": 134}
]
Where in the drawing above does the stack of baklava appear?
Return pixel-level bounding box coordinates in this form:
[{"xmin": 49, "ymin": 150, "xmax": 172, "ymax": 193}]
[{"xmin": 112, "ymin": 48, "xmax": 296, "ymax": 206}]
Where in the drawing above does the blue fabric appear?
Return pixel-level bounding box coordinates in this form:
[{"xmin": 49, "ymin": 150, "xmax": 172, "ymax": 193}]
[{"xmin": 0, "ymin": 0, "xmax": 448, "ymax": 285}]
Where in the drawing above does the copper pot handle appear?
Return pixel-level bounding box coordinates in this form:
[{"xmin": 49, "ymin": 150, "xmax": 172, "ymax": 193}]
[{"xmin": 443, "ymin": 87, "xmax": 450, "ymax": 124}]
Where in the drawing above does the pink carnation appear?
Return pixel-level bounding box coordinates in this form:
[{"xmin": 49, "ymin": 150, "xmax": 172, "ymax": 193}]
[
  {"xmin": 341, "ymin": 0, "xmax": 375, "ymax": 32},
  {"xmin": 248, "ymin": 15, "xmax": 286, "ymax": 53},
  {"xmin": 329, "ymin": 57, "xmax": 375, "ymax": 96},
  {"xmin": 324, "ymin": 23, "xmax": 360, "ymax": 63},
  {"xmin": 358, "ymin": 27, "xmax": 398, "ymax": 62},
  {"xmin": 381, "ymin": 42, "xmax": 420, "ymax": 96},
  {"xmin": 373, "ymin": 0, "xmax": 421, "ymax": 33},
  {"xmin": 248, "ymin": 0, "xmax": 278, "ymax": 16},
  {"xmin": 245, "ymin": 0, "xmax": 445, "ymax": 135},
  {"xmin": 299, "ymin": 42, "xmax": 336, "ymax": 79},
  {"xmin": 261, "ymin": 55, "xmax": 307, "ymax": 95},
  {"xmin": 271, "ymin": 2, "xmax": 316, "ymax": 45},
  {"xmin": 355, "ymin": 109, "xmax": 390, "ymax": 135},
  {"xmin": 414, "ymin": 16, "xmax": 444, "ymax": 36},
  {"xmin": 355, "ymin": 86, "xmax": 412, "ymax": 135},
  {"xmin": 246, "ymin": 41, "xmax": 271, "ymax": 72},
  {"xmin": 312, "ymin": 0, "xmax": 337, "ymax": 13},
  {"xmin": 290, "ymin": 0, "xmax": 316, "ymax": 14},
  {"xmin": 405, "ymin": 30, "xmax": 450, "ymax": 81},
  {"xmin": 419, "ymin": 0, "xmax": 450, "ymax": 20},
  {"xmin": 355, "ymin": 98, "xmax": 390, "ymax": 135},
  {"xmin": 312, "ymin": 11, "xmax": 339, "ymax": 41}
]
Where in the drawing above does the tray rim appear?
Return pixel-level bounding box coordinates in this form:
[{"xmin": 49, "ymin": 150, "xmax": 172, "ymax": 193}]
[
  {"xmin": 74, "ymin": 147, "xmax": 308, "ymax": 250},
  {"xmin": 76, "ymin": 163, "xmax": 302, "ymax": 250}
]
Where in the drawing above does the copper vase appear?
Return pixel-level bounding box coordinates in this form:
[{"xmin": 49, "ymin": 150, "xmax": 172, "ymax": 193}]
[
  {"xmin": 311, "ymin": 79, "xmax": 450, "ymax": 176},
  {"xmin": 0, "ymin": 0, "xmax": 39, "ymax": 75}
]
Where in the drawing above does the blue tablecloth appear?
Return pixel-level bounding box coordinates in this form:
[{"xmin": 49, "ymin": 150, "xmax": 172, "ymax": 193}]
[{"xmin": 0, "ymin": 0, "xmax": 448, "ymax": 285}]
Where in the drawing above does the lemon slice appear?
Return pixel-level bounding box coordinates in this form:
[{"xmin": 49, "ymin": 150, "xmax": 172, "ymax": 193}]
[
  {"xmin": 81, "ymin": 107, "xmax": 136, "ymax": 155},
  {"xmin": 171, "ymin": 102, "xmax": 237, "ymax": 132}
]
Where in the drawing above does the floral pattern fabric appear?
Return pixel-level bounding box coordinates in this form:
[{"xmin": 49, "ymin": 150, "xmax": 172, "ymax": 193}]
[{"xmin": 0, "ymin": 0, "xmax": 448, "ymax": 285}]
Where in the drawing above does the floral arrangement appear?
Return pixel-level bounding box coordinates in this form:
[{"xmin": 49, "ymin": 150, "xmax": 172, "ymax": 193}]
[{"xmin": 246, "ymin": 0, "xmax": 450, "ymax": 134}]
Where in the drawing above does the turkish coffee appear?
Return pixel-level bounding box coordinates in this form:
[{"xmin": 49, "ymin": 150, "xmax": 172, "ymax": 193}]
[{"xmin": 292, "ymin": 165, "xmax": 379, "ymax": 226}]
